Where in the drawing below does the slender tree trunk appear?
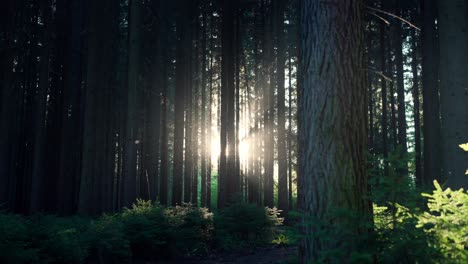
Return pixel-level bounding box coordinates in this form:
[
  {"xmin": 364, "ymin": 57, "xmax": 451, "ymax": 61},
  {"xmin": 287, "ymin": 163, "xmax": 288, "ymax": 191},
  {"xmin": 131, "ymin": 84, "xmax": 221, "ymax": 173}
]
[
  {"xmin": 200, "ymin": 8, "xmax": 208, "ymax": 207},
  {"xmin": 393, "ymin": 1, "xmax": 408, "ymax": 174},
  {"xmin": 172, "ymin": 0, "xmax": 189, "ymax": 206},
  {"xmin": 263, "ymin": 1, "xmax": 274, "ymax": 208},
  {"xmin": 380, "ymin": 0, "xmax": 389, "ymax": 177},
  {"xmin": 276, "ymin": 0, "xmax": 288, "ymax": 212},
  {"xmin": 411, "ymin": 29, "xmax": 422, "ymax": 186},
  {"xmin": 388, "ymin": 52, "xmax": 398, "ymax": 150},
  {"xmin": 288, "ymin": 47, "xmax": 293, "ymax": 210},
  {"xmin": 298, "ymin": 0, "xmax": 371, "ymax": 261},
  {"xmin": 421, "ymin": 0, "xmax": 441, "ymax": 185}
]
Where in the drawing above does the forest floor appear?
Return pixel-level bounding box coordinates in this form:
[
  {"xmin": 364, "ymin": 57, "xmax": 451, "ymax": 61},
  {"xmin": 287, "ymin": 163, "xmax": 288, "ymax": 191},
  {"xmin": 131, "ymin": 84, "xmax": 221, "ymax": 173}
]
[{"xmin": 161, "ymin": 245, "xmax": 297, "ymax": 264}]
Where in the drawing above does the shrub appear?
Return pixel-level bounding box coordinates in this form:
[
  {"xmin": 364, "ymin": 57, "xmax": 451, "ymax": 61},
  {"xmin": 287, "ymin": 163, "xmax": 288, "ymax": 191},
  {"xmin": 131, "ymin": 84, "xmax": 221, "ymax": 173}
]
[
  {"xmin": 29, "ymin": 215, "xmax": 91, "ymax": 264},
  {"xmin": 120, "ymin": 199, "xmax": 169, "ymax": 260},
  {"xmin": 0, "ymin": 213, "xmax": 38, "ymax": 263},
  {"xmin": 417, "ymin": 181, "xmax": 468, "ymax": 263},
  {"xmin": 165, "ymin": 204, "xmax": 213, "ymax": 256},
  {"xmin": 215, "ymin": 199, "xmax": 283, "ymax": 249},
  {"xmin": 87, "ymin": 214, "xmax": 130, "ymax": 263}
]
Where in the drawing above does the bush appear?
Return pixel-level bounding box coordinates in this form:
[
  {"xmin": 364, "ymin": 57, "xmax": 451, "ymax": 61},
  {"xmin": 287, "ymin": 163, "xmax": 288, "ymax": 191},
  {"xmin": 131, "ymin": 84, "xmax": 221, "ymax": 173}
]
[
  {"xmin": 0, "ymin": 213, "xmax": 38, "ymax": 263},
  {"xmin": 215, "ymin": 199, "xmax": 283, "ymax": 249},
  {"xmin": 87, "ymin": 214, "xmax": 130, "ymax": 263},
  {"xmin": 165, "ymin": 204, "xmax": 213, "ymax": 256},
  {"xmin": 418, "ymin": 181, "xmax": 468, "ymax": 263},
  {"xmin": 30, "ymin": 215, "xmax": 91, "ymax": 263},
  {"xmin": 120, "ymin": 199, "xmax": 169, "ymax": 260}
]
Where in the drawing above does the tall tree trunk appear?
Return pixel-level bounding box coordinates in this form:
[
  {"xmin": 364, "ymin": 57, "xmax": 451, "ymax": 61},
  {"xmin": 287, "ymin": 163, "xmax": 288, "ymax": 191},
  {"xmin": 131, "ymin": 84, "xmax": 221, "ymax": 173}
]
[
  {"xmin": 123, "ymin": 0, "xmax": 142, "ymax": 206},
  {"xmin": 421, "ymin": 0, "xmax": 441, "ymax": 185},
  {"xmin": 263, "ymin": 1, "xmax": 274, "ymax": 208},
  {"xmin": 437, "ymin": 0, "xmax": 468, "ymax": 189},
  {"xmin": 410, "ymin": 29, "xmax": 422, "ymax": 186},
  {"xmin": 393, "ymin": 1, "xmax": 408, "ymax": 174},
  {"xmin": 380, "ymin": 0, "xmax": 389, "ymax": 177},
  {"xmin": 57, "ymin": 0, "xmax": 84, "ymax": 215},
  {"xmin": 298, "ymin": 0, "xmax": 371, "ymax": 261},
  {"xmin": 79, "ymin": 0, "xmax": 118, "ymax": 215},
  {"xmin": 200, "ymin": 7, "xmax": 208, "ymax": 208},
  {"xmin": 0, "ymin": 0, "xmax": 18, "ymax": 210},
  {"xmin": 159, "ymin": 43, "xmax": 169, "ymax": 205},
  {"xmin": 30, "ymin": 0, "xmax": 52, "ymax": 213},
  {"xmin": 218, "ymin": 0, "xmax": 238, "ymax": 208},
  {"xmin": 276, "ymin": 0, "xmax": 288, "ymax": 212}
]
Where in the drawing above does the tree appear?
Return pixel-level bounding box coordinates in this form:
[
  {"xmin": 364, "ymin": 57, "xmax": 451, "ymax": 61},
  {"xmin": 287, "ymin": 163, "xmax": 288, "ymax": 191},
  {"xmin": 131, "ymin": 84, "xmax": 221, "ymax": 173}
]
[
  {"xmin": 410, "ymin": 28, "xmax": 422, "ymax": 186},
  {"xmin": 420, "ymin": 0, "xmax": 441, "ymax": 185},
  {"xmin": 79, "ymin": 0, "xmax": 119, "ymax": 215},
  {"xmin": 172, "ymin": 0, "xmax": 190, "ymax": 206},
  {"xmin": 218, "ymin": 0, "xmax": 239, "ymax": 208},
  {"xmin": 437, "ymin": 0, "xmax": 468, "ymax": 189},
  {"xmin": 275, "ymin": 0, "xmax": 288, "ymax": 212},
  {"xmin": 298, "ymin": 0, "xmax": 372, "ymax": 261},
  {"xmin": 393, "ymin": 0, "xmax": 408, "ymax": 175}
]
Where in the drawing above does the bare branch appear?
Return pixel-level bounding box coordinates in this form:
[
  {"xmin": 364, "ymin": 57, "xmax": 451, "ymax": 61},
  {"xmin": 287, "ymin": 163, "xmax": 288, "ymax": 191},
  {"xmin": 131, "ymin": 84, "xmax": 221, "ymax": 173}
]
[{"xmin": 366, "ymin": 6, "xmax": 420, "ymax": 31}]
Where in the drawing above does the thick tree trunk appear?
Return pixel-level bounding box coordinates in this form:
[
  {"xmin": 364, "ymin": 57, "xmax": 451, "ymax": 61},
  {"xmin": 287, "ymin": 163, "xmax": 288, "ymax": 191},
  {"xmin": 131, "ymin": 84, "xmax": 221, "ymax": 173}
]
[
  {"xmin": 0, "ymin": 0, "xmax": 19, "ymax": 210},
  {"xmin": 30, "ymin": 1, "xmax": 52, "ymax": 213},
  {"xmin": 57, "ymin": 0, "xmax": 84, "ymax": 215},
  {"xmin": 79, "ymin": 0, "xmax": 118, "ymax": 215},
  {"xmin": 218, "ymin": 0, "xmax": 239, "ymax": 208},
  {"xmin": 438, "ymin": 0, "xmax": 468, "ymax": 189},
  {"xmin": 123, "ymin": 0, "xmax": 143, "ymax": 206},
  {"xmin": 298, "ymin": 0, "xmax": 371, "ymax": 262},
  {"xmin": 421, "ymin": 0, "xmax": 442, "ymax": 185}
]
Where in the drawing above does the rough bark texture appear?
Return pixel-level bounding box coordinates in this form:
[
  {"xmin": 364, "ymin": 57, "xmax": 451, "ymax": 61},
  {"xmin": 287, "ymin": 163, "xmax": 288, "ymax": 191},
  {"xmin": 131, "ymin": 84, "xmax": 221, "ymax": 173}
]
[
  {"xmin": 298, "ymin": 0, "xmax": 371, "ymax": 262},
  {"xmin": 437, "ymin": 0, "xmax": 468, "ymax": 189}
]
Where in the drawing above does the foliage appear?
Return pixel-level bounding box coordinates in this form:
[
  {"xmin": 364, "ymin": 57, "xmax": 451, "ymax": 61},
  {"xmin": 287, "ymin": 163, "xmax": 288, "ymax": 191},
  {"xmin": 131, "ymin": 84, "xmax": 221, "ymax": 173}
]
[
  {"xmin": 459, "ymin": 143, "xmax": 468, "ymax": 175},
  {"xmin": 0, "ymin": 213, "xmax": 38, "ymax": 263},
  {"xmin": 0, "ymin": 199, "xmax": 284, "ymax": 263},
  {"xmin": 417, "ymin": 181, "xmax": 468, "ymax": 263},
  {"xmin": 120, "ymin": 199, "xmax": 169, "ymax": 260},
  {"xmin": 164, "ymin": 204, "xmax": 214, "ymax": 256},
  {"xmin": 214, "ymin": 198, "xmax": 283, "ymax": 249},
  {"xmin": 29, "ymin": 215, "xmax": 91, "ymax": 263}
]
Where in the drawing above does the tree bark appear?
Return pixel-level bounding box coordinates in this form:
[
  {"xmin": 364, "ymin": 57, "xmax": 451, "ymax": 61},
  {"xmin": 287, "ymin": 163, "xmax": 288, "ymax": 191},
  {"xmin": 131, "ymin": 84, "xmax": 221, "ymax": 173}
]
[
  {"xmin": 298, "ymin": 0, "xmax": 371, "ymax": 261},
  {"xmin": 421, "ymin": 0, "xmax": 442, "ymax": 185},
  {"xmin": 276, "ymin": 0, "xmax": 288, "ymax": 212},
  {"xmin": 437, "ymin": 0, "xmax": 468, "ymax": 189}
]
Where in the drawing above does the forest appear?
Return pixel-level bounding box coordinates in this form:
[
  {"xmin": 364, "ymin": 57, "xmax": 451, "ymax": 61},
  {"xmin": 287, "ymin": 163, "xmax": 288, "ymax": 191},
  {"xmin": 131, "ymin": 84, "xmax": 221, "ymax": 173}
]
[{"xmin": 0, "ymin": 0, "xmax": 467, "ymax": 263}]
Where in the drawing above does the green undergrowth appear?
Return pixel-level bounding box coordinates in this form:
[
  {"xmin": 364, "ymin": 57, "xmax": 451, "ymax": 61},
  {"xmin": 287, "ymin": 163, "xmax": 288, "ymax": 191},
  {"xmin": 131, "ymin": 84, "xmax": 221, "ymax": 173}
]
[
  {"xmin": 0, "ymin": 199, "xmax": 284, "ymax": 263},
  {"xmin": 288, "ymin": 180, "xmax": 468, "ymax": 264}
]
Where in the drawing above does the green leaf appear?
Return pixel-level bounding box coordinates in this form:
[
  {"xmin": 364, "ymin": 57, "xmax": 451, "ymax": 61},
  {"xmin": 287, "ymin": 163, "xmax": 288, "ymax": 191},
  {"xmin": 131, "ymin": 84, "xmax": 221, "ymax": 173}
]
[{"xmin": 459, "ymin": 143, "xmax": 468, "ymax": 151}]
